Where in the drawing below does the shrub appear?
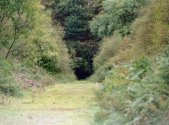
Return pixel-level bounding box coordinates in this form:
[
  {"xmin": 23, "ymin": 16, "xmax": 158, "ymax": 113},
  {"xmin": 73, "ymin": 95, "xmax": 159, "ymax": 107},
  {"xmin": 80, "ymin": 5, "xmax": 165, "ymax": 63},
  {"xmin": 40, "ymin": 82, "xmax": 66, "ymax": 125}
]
[
  {"xmin": 94, "ymin": 35, "xmax": 123, "ymax": 70},
  {"xmin": 0, "ymin": 58, "xmax": 12, "ymax": 85},
  {"xmin": 93, "ymin": 0, "xmax": 169, "ymax": 124},
  {"xmin": 159, "ymin": 46, "xmax": 169, "ymax": 84},
  {"xmin": 131, "ymin": 0, "xmax": 169, "ymax": 55},
  {"xmin": 94, "ymin": 57, "xmax": 169, "ymax": 125},
  {"xmin": 92, "ymin": 34, "xmax": 132, "ymax": 82},
  {"xmin": 0, "ymin": 57, "xmax": 20, "ymax": 96},
  {"xmin": 38, "ymin": 55, "xmax": 60, "ymax": 73},
  {"xmin": 10, "ymin": 3, "xmax": 73, "ymax": 74},
  {"xmin": 0, "ymin": 85, "xmax": 20, "ymax": 96},
  {"xmin": 130, "ymin": 57, "xmax": 151, "ymax": 80}
]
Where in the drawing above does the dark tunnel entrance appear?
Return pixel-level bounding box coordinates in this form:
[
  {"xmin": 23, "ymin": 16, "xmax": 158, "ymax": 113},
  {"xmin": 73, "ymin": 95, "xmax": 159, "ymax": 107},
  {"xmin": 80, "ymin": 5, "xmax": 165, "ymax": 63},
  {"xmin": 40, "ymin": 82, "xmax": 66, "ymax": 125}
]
[
  {"xmin": 74, "ymin": 60, "xmax": 94, "ymax": 80},
  {"xmin": 66, "ymin": 41, "xmax": 99, "ymax": 80},
  {"xmin": 74, "ymin": 67, "xmax": 93, "ymax": 80}
]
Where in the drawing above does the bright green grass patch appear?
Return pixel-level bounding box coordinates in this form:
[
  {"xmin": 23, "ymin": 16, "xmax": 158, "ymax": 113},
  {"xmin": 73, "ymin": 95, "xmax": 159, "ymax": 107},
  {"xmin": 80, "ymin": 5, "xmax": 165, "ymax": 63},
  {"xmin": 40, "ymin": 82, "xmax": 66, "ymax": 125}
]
[
  {"xmin": 0, "ymin": 82, "xmax": 98, "ymax": 125},
  {"xmin": 0, "ymin": 82, "xmax": 97, "ymax": 110}
]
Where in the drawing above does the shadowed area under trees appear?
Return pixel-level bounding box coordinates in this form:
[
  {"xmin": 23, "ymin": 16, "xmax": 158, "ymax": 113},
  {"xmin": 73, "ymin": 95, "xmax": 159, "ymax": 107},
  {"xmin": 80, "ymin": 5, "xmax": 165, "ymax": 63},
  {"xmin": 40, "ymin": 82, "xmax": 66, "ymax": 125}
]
[{"xmin": 50, "ymin": 0, "xmax": 103, "ymax": 79}]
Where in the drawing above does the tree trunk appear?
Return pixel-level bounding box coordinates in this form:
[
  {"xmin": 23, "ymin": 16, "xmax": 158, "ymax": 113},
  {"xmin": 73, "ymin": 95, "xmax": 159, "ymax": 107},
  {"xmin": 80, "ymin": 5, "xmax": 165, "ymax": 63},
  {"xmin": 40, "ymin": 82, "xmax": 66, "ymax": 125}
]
[{"xmin": 5, "ymin": 27, "xmax": 17, "ymax": 59}]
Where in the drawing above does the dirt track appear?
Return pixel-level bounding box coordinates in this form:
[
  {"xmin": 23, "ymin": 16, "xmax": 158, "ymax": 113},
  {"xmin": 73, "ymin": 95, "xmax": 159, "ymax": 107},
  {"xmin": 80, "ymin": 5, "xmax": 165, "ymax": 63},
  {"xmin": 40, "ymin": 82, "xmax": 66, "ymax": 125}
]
[{"xmin": 0, "ymin": 82, "xmax": 97, "ymax": 125}]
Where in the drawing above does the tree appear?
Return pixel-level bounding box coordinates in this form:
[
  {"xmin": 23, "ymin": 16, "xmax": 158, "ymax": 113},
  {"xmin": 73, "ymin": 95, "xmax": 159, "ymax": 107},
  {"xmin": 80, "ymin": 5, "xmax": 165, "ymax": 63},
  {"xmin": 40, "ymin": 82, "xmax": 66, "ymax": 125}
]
[
  {"xmin": 54, "ymin": 0, "xmax": 92, "ymax": 40},
  {"xmin": 0, "ymin": 0, "xmax": 35, "ymax": 58},
  {"xmin": 0, "ymin": 0, "xmax": 73, "ymax": 73},
  {"xmin": 90, "ymin": 0, "xmax": 149, "ymax": 37}
]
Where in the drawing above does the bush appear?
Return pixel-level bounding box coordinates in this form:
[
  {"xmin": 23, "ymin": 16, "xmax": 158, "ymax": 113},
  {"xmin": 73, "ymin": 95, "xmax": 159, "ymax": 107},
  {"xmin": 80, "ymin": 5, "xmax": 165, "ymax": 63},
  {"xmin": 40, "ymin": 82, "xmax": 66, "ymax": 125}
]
[
  {"xmin": 0, "ymin": 58, "xmax": 12, "ymax": 84},
  {"xmin": 159, "ymin": 46, "xmax": 169, "ymax": 84},
  {"xmin": 94, "ymin": 35, "xmax": 123, "ymax": 70},
  {"xmin": 92, "ymin": 34, "xmax": 132, "ymax": 82},
  {"xmin": 131, "ymin": 0, "xmax": 169, "ymax": 55},
  {"xmin": 0, "ymin": 0, "xmax": 74, "ymax": 92},
  {"xmin": 0, "ymin": 85, "xmax": 20, "ymax": 96},
  {"xmin": 0, "ymin": 57, "xmax": 20, "ymax": 96},
  {"xmin": 94, "ymin": 57, "xmax": 169, "ymax": 125},
  {"xmin": 38, "ymin": 55, "xmax": 60, "ymax": 73},
  {"xmin": 10, "ymin": 3, "xmax": 73, "ymax": 75},
  {"xmin": 93, "ymin": 0, "xmax": 169, "ymax": 124},
  {"xmin": 130, "ymin": 57, "xmax": 151, "ymax": 80}
]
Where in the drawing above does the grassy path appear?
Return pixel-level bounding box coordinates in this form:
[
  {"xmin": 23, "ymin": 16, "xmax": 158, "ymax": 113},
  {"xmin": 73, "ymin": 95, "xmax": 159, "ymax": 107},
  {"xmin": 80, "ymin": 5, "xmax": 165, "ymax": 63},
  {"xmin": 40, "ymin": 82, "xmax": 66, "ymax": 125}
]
[{"xmin": 0, "ymin": 81, "xmax": 98, "ymax": 125}]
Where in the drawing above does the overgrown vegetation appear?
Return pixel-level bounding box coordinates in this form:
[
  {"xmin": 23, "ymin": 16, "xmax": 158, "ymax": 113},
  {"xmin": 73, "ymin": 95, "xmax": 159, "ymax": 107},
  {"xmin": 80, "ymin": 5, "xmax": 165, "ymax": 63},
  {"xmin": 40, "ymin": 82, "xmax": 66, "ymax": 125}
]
[
  {"xmin": 1, "ymin": 0, "xmax": 169, "ymax": 125},
  {"xmin": 90, "ymin": 0, "xmax": 149, "ymax": 37},
  {"xmin": 92, "ymin": 0, "xmax": 169, "ymax": 124},
  {"xmin": 53, "ymin": 0, "xmax": 91, "ymax": 40},
  {"xmin": 0, "ymin": 58, "xmax": 20, "ymax": 96},
  {"xmin": 52, "ymin": 0, "xmax": 102, "ymax": 79},
  {"xmin": 0, "ymin": 0, "xmax": 74, "ymax": 96}
]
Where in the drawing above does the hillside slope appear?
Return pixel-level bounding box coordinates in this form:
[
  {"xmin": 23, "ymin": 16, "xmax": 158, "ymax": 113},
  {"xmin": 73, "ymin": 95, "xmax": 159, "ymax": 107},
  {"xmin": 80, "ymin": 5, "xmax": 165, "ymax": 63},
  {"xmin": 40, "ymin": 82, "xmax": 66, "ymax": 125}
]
[
  {"xmin": 91, "ymin": 0, "xmax": 169, "ymax": 125},
  {"xmin": 0, "ymin": 0, "xmax": 75, "ymax": 96}
]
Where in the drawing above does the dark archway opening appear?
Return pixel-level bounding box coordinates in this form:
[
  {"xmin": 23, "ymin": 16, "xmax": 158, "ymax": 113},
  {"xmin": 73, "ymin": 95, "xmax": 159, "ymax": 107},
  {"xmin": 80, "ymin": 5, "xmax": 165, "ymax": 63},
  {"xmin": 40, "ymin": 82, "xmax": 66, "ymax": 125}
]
[
  {"xmin": 66, "ymin": 41, "xmax": 99, "ymax": 80},
  {"xmin": 74, "ymin": 67, "xmax": 93, "ymax": 80},
  {"xmin": 73, "ymin": 59, "xmax": 94, "ymax": 80}
]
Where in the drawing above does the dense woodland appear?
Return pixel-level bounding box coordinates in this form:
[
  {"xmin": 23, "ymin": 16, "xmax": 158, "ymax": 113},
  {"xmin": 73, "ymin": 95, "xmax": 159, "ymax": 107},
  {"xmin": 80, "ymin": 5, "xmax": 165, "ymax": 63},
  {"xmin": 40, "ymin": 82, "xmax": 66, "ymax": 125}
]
[{"xmin": 0, "ymin": 0, "xmax": 169, "ymax": 125}]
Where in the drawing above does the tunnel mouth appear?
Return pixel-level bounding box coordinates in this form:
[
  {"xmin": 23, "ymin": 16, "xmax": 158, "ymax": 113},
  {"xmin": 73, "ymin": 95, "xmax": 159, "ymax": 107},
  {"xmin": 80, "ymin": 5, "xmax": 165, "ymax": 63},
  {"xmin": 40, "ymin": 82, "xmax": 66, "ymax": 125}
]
[
  {"xmin": 74, "ymin": 66, "xmax": 93, "ymax": 80},
  {"xmin": 65, "ymin": 41, "xmax": 99, "ymax": 80}
]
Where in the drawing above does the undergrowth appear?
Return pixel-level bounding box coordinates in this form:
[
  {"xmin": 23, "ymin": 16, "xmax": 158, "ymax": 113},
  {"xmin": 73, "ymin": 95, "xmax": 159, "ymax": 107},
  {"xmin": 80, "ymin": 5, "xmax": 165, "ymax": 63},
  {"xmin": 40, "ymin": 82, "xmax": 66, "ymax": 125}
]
[
  {"xmin": 92, "ymin": 0, "xmax": 169, "ymax": 124},
  {"xmin": 94, "ymin": 47, "xmax": 169, "ymax": 125},
  {"xmin": 0, "ymin": 58, "xmax": 20, "ymax": 96}
]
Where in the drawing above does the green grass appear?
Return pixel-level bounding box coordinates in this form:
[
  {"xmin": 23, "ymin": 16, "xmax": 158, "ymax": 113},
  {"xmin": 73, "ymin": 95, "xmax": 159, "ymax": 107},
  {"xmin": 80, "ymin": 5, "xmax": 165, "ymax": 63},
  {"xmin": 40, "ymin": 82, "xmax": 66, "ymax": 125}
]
[{"xmin": 0, "ymin": 81, "xmax": 98, "ymax": 125}]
